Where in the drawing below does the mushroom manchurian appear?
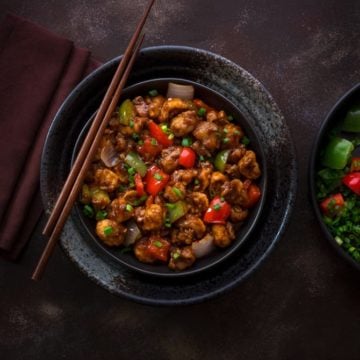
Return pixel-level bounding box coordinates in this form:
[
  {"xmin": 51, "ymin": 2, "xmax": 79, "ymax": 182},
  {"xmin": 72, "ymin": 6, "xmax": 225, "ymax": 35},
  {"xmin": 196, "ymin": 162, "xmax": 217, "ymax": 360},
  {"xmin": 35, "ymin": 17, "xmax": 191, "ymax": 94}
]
[{"xmin": 80, "ymin": 85, "xmax": 262, "ymax": 271}]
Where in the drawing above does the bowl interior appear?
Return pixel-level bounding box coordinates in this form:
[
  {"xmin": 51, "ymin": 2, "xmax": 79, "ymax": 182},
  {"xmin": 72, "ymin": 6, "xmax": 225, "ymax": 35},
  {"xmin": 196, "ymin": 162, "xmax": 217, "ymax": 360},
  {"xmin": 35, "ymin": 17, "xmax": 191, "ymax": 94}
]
[
  {"xmin": 309, "ymin": 82, "xmax": 360, "ymax": 270},
  {"xmin": 73, "ymin": 77, "xmax": 267, "ymax": 278}
]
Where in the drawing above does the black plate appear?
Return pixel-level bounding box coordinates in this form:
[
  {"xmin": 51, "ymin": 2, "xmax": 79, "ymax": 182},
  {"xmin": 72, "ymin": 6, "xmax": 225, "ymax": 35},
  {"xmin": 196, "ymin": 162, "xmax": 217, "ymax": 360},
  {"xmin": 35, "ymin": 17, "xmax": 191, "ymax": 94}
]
[
  {"xmin": 41, "ymin": 46, "xmax": 297, "ymax": 305},
  {"xmin": 309, "ymin": 82, "xmax": 360, "ymax": 270},
  {"xmin": 73, "ymin": 78, "xmax": 267, "ymax": 278}
]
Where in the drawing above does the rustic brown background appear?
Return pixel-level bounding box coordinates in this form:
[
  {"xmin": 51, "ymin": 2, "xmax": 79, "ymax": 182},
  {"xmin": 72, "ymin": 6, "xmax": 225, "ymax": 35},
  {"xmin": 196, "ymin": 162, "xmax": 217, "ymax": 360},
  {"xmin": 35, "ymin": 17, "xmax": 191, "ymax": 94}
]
[{"xmin": 1, "ymin": 1, "xmax": 360, "ymax": 359}]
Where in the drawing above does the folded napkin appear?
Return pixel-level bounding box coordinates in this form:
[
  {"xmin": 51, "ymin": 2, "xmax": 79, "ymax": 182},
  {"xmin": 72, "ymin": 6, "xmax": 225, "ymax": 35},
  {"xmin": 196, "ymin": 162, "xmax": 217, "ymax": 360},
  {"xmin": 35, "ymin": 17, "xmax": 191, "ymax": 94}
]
[{"xmin": 0, "ymin": 14, "xmax": 101, "ymax": 260}]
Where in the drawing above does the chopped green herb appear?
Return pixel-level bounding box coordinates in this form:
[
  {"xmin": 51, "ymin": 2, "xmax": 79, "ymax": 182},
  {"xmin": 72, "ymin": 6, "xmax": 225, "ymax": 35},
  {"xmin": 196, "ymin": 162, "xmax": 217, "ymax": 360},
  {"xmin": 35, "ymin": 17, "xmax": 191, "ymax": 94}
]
[
  {"xmin": 126, "ymin": 204, "xmax": 133, "ymax": 212},
  {"xmin": 127, "ymin": 167, "xmax": 136, "ymax": 176},
  {"xmin": 120, "ymin": 246, "xmax": 132, "ymax": 254},
  {"xmin": 160, "ymin": 124, "xmax": 169, "ymax": 133},
  {"xmin": 223, "ymin": 128, "xmax": 229, "ymax": 134},
  {"xmin": 168, "ymin": 133, "xmax": 174, "ymax": 140},
  {"xmin": 132, "ymin": 133, "xmax": 139, "ymax": 141},
  {"xmin": 137, "ymin": 139, "xmax": 144, "ymax": 145},
  {"xmin": 151, "ymin": 138, "xmax": 158, "ymax": 146},
  {"xmin": 154, "ymin": 173, "xmax": 163, "ymax": 181},
  {"xmin": 172, "ymin": 187, "xmax": 183, "ymax": 197},
  {"xmin": 172, "ymin": 251, "xmax": 181, "ymax": 260},
  {"xmin": 181, "ymin": 137, "xmax": 192, "ymax": 147},
  {"xmin": 148, "ymin": 89, "xmax": 158, "ymax": 97},
  {"xmin": 199, "ymin": 155, "xmax": 205, "ymax": 161},
  {"xmin": 133, "ymin": 195, "xmax": 148, "ymax": 206},
  {"xmin": 129, "ymin": 119, "xmax": 134, "ymax": 128},
  {"xmin": 83, "ymin": 204, "xmax": 94, "ymax": 218},
  {"xmin": 227, "ymin": 115, "xmax": 234, "ymax": 121},
  {"xmin": 194, "ymin": 179, "xmax": 200, "ymax": 185},
  {"xmin": 234, "ymin": 130, "xmax": 241, "ymax": 135},
  {"xmin": 154, "ymin": 240, "xmax": 163, "ymax": 248},
  {"xmin": 96, "ymin": 210, "xmax": 107, "ymax": 221},
  {"xmin": 213, "ymin": 203, "xmax": 221, "ymax": 211},
  {"xmin": 164, "ymin": 217, "xmax": 172, "ymax": 228},
  {"xmin": 197, "ymin": 107, "xmax": 206, "ymax": 117},
  {"xmin": 223, "ymin": 138, "xmax": 230, "ymax": 144},
  {"xmin": 242, "ymin": 136, "xmax": 250, "ymax": 145},
  {"xmin": 103, "ymin": 226, "xmax": 113, "ymax": 236}
]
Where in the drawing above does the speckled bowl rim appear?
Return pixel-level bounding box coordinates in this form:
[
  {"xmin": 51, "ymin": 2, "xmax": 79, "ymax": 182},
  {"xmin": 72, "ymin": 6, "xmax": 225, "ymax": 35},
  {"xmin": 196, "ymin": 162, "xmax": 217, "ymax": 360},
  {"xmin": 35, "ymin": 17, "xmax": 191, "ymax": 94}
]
[
  {"xmin": 41, "ymin": 45, "xmax": 297, "ymax": 305},
  {"xmin": 309, "ymin": 82, "xmax": 360, "ymax": 271}
]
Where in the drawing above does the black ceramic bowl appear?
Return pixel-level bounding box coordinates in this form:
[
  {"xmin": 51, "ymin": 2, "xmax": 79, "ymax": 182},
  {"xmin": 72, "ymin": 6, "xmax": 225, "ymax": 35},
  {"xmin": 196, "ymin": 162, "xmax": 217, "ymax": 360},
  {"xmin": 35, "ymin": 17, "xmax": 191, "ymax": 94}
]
[
  {"xmin": 73, "ymin": 78, "xmax": 267, "ymax": 278},
  {"xmin": 41, "ymin": 46, "xmax": 296, "ymax": 305},
  {"xmin": 310, "ymin": 83, "xmax": 360, "ymax": 270}
]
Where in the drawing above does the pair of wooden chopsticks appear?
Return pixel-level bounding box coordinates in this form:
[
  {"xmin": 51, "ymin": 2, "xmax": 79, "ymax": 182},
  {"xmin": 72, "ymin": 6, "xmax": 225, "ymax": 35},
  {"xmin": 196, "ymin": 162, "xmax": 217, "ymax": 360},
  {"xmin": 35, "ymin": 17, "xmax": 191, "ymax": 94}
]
[{"xmin": 32, "ymin": 0, "xmax": 155, "ymax": 280}]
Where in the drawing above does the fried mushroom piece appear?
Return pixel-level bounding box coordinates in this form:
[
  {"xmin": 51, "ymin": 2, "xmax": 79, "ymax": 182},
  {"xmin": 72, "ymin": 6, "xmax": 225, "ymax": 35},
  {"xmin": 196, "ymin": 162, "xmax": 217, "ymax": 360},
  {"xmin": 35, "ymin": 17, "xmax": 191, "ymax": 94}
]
[
  {"xmin": 163, "ymin": 183, "xmax": 186, "ymax": 203},
  {"xmin": 170, "ymin": 110, "xmax": 198, "ymax": 136},
  {"xmin": 221, "ymin": 179, "xmax": 248, "ymax": 206},
  {"xmin": 193, "ymin": 121, "xmax": 221, "ymax": 151},
  {"xmin": 171, "ymin": 215, "xmax": 206, "ymax": 245},
  {"xmin": 171, "ymin": 169, "xmax": 197, "ymax": 185},
  {"xmin": 159, "ymin": 98, "xmax": 195, "ymax": 122},
  {"xmin": 195, "ymin": 161, "xmax": 213, "ymax": 191},
  {"xmin": 143, "ymin": 204, "xmax": 165, "ymax": 231},
  {"xmin": 209, "ymin": 171, "xmax": 228, "ymax": 196},
  {"xmin": 159, "ymin": 146, "xmax": 182, "ymax": 173},
  {"xmin": 134, "ymin": 238, "xmax": 156, "ymax": 264},
  {"xmin": 212, "ymin": 223, "xmax": 235, "ymax": 248},
  {"xmin": 228, "ymin": 147, "xmax": 246, "ymax": 163},
  {"xmin": 108, "ymin": 197, "xmax": 134, "ymax": 223},
  {"xmin": 168, "ymin": 246, "xmax": 196, "ymax": 271},
  {"xmin": 133, "ymin": 96, "xmax": 149, "ymax": 117},
  {"xmin": 230, "ymin": 206, "xmax": 249, "ymax": 222},
  {"xmin": 238, "ymin": 150, "xmax": 261, "ymax": 180},
  {"xmin": 94, "ymin": 168, "xmax": 120, "ymax": 193},
  {"xmin": 187, "ymin": 192, "xmax": 209, "ymax": 216},
  {"xmin": 147, "ymin": 95, "xmax": 165, "ymax": 119},
  {"xmin": 222, "ymin": 123, "xmax": 244, "ymax": 148},
  {"xmin": 96, "ymin": 219, "xmax": 126, "ymax": 246}
]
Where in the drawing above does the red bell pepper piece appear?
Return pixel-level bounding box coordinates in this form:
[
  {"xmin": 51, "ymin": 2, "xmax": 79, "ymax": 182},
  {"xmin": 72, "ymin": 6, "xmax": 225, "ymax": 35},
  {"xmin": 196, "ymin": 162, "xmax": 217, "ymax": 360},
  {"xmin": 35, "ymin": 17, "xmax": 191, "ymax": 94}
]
[
  {"xmin": 145, "ymin": 165, "xmax": 170, "ymax": 196},
  {"xmin": 178, "ymin": 147, "xmax": 196, "ymax": 168},
  {"xmin": 320, "ymin": 193, "xmax": 345, "ymax": 216},
  {"xmin": 243, "ymin": 183, "xmax": 261, "ymax": 208},
  {"xmin": 204, "ymin": 196, "xmax": 231, "ymax": 224},
  {"xmin": 148, "ymin": 121, "xmax": 173, "ymax": 147},
  {"xmin": 134, "ymin": 173, "xmax": 145, "ymax": 196},
  {"xmin": 146, "ymin": 236, "xmax": 171, "ymax": 262},
  {"xmin": 137, "ymin": 136, "xmax": 162, "ymax": 160},
  {"xmin": 342, "ymin": 172, "xmax": 360, "ymax": 195}
]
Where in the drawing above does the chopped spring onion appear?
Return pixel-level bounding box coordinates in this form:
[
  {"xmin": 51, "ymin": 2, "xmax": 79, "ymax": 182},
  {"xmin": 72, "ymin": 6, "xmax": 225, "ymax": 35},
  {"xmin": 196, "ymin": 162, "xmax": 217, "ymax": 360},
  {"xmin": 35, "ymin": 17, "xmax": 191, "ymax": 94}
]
[
  {"xmin": 197, "ymin": 107, "xmax": 206, "ymax": 117},
  {"xmin": 148, "ymin": 89, "xmax": 158, "ymax": 97},
  {"xmin": 103, "ymin": 226, "xmax": 113, "ymax": 236}
]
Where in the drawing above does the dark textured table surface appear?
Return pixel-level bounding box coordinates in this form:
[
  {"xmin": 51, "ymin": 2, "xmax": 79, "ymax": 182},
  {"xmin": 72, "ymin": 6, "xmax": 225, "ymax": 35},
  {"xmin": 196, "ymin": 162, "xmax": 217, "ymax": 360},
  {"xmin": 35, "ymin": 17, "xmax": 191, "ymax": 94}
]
[{"xmin": 1, "ymin": 1, "xmax": 360, "ymax": 359}]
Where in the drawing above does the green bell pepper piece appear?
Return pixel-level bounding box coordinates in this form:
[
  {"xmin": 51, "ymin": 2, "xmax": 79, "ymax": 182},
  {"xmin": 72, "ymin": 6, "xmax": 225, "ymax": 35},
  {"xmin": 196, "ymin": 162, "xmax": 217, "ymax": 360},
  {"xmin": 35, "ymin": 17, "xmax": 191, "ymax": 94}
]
[
  {"xmin": 322, "ymin": 137, "xmax": 354, "ymax": 169},
  {"xmin": 119, "ymin": 99, "xmax": 134, "ymax": 126},
  {"xmin": 125, "ymin": 152, "xmax": 147, "ymax": 177},
  {"xmin": 166, "ymin": 201, "xmax": 188, "ymax": 223},
  {"xmin": 214, "ymin": 149, "xmax": 230, "ymax": 172},
  {"xmin": 342, "ymin": 105, "xmax": 360, "ymax": 133}
]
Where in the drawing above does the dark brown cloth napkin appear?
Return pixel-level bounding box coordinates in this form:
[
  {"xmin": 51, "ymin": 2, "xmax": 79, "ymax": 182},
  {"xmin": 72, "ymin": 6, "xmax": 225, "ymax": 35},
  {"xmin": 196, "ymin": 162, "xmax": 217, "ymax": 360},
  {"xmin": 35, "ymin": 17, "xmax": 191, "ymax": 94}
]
[{"xmin": 0, "ymin": 14, "xmax": 101, "ymax": 260}]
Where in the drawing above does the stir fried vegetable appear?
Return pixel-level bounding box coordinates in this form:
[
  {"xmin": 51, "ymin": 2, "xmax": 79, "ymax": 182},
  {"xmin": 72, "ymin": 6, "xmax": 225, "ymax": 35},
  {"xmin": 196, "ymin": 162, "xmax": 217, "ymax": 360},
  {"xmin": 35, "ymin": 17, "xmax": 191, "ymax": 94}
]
[
  {"xmin": 80, "ymin": 84, "xmax": 262, "ymax": 271},
  {"xmin": 317, "ymin": 124, "xmax": 360, "ymax": 262}
]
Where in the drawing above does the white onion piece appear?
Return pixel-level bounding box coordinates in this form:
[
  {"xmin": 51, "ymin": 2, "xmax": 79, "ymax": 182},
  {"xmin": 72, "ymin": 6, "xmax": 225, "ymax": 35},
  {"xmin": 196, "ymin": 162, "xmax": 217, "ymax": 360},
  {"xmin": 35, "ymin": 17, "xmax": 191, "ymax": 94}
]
[
  {"xmin": 167, "ymin": 82, "xmax": 195, "ymax": 100},
  {"xmin": 124, "ymin": 220, "xmax": 142, "ymax": 246},
  {"xmin": 100, "ymin": 142, "xmax": 121, "ymax": 167},
  {"xmin": 192, "ymin": 234, "xmax": 215, "ymax": 258}
]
